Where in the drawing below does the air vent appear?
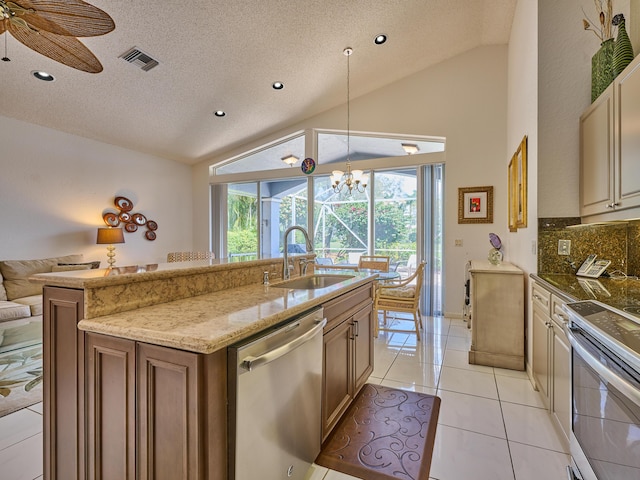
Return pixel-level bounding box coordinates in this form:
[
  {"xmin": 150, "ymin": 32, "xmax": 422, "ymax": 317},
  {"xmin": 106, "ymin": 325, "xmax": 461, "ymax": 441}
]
[{"xmin": 119, "ymin": 47, "xmax": 159, "ymax": 71}]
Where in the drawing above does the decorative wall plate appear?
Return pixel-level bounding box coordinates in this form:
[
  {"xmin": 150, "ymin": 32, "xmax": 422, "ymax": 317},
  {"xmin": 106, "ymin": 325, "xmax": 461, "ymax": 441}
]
[
  {"xmin": 146, "ymin": 220, "xmax": 158, "ymax": 231},
  {"xmin": 131, "ymin": 213, "xmax": 147, "ymax": 225},
  {"xmin": 103, "ymin": 212, "xmax": 119, "ymax": 227},
  {"xmin": 301, "ymin": 157, "xmax": 316, "ymax": 175},
  {"xmin": 124, "ymin": 223, "xmax": 138, "ymax": 232},
  {"xmin": 119, "ymin": 212, "xmax": 131, "ymax": 222},
  {"xmin": 115, "ymin": 196, "xmax": 134, "ymax": 212},
  {"xmin": 145, "ymin": 231, "xmax": 157, "ymax": 241}
]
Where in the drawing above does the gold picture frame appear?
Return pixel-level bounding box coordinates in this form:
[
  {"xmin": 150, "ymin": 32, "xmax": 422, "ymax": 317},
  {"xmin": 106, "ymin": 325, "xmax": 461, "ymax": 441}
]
[
  {"xmin": 508, "ymin": 156, "xmax": 517, "ymax": 232},
  {"xmin": 457, "ymin": 186, "xmax": 493, "ymax": 224},
  {"xmin": 509, "ymin": 135, "xmax": 528, "ymax": 229}
]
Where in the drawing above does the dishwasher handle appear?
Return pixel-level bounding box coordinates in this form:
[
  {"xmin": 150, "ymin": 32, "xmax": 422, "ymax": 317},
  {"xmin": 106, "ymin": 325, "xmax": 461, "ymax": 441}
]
[{"xmin": 241, "ymin": 318, "xmax": 327, "ymax": 372}]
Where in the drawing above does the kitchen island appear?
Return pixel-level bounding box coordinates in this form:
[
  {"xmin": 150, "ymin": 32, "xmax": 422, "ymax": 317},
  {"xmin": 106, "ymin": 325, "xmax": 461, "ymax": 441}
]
[{"xmin": 31, "ymin": 257, "xmax": 376, "ymax": 480}]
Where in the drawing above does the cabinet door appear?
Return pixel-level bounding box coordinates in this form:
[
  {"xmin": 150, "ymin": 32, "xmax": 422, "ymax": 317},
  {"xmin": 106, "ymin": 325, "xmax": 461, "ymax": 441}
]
[
  {"xmin": 321, "ymin": 319, "xmax": 353, "ymax": 441},
  {"xmin": 43, "ymin": 286, "xmax": 85, "ymax": 480},
  {"xmin": 352, "ymin": 303, "xmax": 374, "ymax": 393},
  {"xmin": 86, "ymin": 333, "xmax": 136, "ymax": 480},
  {"xmin": 137, "ymin": 343, "xmax": 203, "ymax": 480},
  {"xmin": 616, "ymin": 60, "xmax": 640, "ymax": 210},
  {"xmin": 532, "ymin": 305, "xmax": 551, "ymax": 408},
  {"xmin": 551, "ymin": 324, "xmax": 571, "ymax": 442},
  {"xmin": 580, "ymin": 85, "xmax": 615, "ymax": 216}
]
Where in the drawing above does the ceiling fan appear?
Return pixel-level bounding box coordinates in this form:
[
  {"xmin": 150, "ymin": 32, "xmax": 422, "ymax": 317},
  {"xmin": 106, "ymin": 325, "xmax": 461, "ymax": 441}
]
[{"xmin": 0, "ymin": 0, "xmax": 114, "ymax": 73}]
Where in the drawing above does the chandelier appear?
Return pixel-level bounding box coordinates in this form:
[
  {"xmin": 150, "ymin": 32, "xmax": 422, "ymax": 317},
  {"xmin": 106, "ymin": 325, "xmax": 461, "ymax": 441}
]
[{"xmin": 331, "ymin": 47, "xmax": 368, "ymax": 194}]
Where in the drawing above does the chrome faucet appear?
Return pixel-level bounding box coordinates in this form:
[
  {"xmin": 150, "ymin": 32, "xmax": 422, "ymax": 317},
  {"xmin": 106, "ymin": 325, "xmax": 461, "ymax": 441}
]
[{"xmin": 283, "ymin": 226, "xmax": 314, "ymax": 280}]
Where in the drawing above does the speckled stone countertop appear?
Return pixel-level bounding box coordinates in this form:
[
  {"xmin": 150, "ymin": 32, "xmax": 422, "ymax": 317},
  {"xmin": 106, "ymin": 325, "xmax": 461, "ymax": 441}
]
[
  {"xmin": 30, "ymin": 256, "xmax": 375, "ymax": 354},
  {"xmin": 532, "ymin": 273, "xmax": 640, "ymax": 310},
  {"xmin": 77, "ymin": 273, "xmax": 374, "ymax": 354}
]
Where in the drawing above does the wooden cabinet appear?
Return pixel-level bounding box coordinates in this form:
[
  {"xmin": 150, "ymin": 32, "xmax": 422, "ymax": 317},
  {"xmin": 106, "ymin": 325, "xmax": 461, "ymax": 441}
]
[
  {"xmin": 467, "ymin": 260, "xmax": 524, "ymax": 370},
  {"xmin": 581, "ymin": 54, "xmax": 640, "ymax": 217},
  {"xmin": 321, "ymin": 282, "xmax": 374, "ymax": 441},
  {"xmin": 43, "ymin": 286, "xmax": 85, "ymax": 480},
  {"xmin": 531, "ymin": 282, "xmax": 552, "ymax": 406},
  {"xmin": 85, "ymin": 333, "xmax": 136, "ymax": 480},
  {"xmin": 550, "ymin": 295, "xmax": 571, "ymax": 441},
  {"xmin": 84, "ymin": 334, "xmax": 228, "ymax": 480},
  {"xmin": 530, "ymin": 281, "xmax": 571, "ymax": 443},
  {"xmin": 45, "ymin": 284, "xmax": 227, "ymax": 480}
]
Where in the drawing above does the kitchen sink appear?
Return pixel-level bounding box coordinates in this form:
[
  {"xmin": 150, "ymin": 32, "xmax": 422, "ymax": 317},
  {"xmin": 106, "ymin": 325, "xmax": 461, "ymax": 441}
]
[{"xmin": 273, "ymin": 274, "xmax": 354, "ymax": 290}]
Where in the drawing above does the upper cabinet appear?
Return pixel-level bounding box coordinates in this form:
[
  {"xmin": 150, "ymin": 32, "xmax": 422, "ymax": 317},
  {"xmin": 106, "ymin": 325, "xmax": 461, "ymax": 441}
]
[{"xmin": 581, "ymin": 55, "xmax": 640, "ymax": 217}]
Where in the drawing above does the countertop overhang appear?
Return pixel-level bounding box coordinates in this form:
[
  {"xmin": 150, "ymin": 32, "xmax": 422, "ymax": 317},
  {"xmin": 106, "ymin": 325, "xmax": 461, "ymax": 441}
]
[{"xmin": 76, "ymin": 273, "xmax": 375, "ymax": 354}]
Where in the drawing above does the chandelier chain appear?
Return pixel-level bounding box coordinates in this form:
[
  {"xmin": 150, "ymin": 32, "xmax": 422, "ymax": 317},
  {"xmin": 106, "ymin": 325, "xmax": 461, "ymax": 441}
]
[{"xmin": 346, "ymin": 47, "xmax": 350, "ymax": 165}]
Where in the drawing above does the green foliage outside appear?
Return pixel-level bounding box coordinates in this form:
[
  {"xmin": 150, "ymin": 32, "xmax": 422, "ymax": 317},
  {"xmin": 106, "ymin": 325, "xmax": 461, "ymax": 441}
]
[
  {"xmin": 227, "ymin": 192, "xmax": 257, "ymax": 255},
  {"xmin": 315, "ymin": 200, "xmax": 416, "ymax": 264}
]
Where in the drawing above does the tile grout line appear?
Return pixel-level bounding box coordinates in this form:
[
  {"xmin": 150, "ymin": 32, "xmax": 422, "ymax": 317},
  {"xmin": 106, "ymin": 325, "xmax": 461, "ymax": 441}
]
[{"xmin": 493, "ymin": 368, "xmax": 518, "ymax": 480}]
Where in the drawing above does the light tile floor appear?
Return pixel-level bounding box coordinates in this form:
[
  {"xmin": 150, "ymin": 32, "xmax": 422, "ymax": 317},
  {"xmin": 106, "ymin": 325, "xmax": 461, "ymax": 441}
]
[
  {"xmin": 0, "ymin": 316, "xmax": 570, "ymax": 480},
  {"xmin": 310, "ymin": 315, "xmax": 571, "ymax": 480}
]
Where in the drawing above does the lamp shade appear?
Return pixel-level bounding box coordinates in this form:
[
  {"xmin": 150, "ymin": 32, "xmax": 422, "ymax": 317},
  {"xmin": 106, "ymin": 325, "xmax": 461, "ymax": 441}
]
[{"xmin": 96, "ymin": 227, "xmax": 125, "ymax": 245}]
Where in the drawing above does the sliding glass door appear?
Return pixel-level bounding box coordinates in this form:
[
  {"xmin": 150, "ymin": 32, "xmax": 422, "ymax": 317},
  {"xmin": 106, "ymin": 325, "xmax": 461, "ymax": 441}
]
[{"xmin": 373, "ymin": 169, "xmax": 417, "ymax": 273}]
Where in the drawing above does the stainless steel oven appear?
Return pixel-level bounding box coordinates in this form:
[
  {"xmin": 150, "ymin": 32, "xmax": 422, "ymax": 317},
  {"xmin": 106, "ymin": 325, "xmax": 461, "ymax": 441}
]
[{"xmin": 564, "ymin": 301, "xmax": 640, "ymax": 480}]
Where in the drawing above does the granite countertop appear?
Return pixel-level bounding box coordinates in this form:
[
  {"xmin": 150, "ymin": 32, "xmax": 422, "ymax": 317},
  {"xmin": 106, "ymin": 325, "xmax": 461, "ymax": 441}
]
[
  {"xmin": 77, "ymin": 273, "xmax": 375, "ymax": 354},
  {"xmin": 532, "ymin": 273, "xmax": 640, "ymax": 310},
  {"xmin": 29, "ymin": 256, "xmax": 281, "ymax": 289}
]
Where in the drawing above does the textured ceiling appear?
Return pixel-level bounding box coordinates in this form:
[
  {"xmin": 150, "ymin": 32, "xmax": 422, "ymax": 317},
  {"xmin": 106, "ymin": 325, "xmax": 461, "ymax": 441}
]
[{"xmin": 0, "ymin": 0, "xmax": 515, "ymax": 165}]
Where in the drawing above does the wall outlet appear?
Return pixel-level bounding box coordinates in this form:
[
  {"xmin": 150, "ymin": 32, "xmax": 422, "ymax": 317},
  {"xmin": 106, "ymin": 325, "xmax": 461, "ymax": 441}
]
[
  {"xmin": 455, "ymin": 239, "xmax": 463, "ymax": 247},
  {"xmin": 558, "ymin": 239, "xmax": 571, "ymax": 255}
]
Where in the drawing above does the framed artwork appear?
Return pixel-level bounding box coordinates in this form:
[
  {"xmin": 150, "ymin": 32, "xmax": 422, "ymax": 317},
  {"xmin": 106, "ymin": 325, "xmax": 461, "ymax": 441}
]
[
  {"xmin": 458, "ymin": 186, "xmax": 493, "ymax": 224},
  {"xmin": 508, "ymin": 156, "xmax": 518, "ymax": 232},
  {"xmin": 511, "ymin": 135, "xmax": 528, "ymax": 229}
]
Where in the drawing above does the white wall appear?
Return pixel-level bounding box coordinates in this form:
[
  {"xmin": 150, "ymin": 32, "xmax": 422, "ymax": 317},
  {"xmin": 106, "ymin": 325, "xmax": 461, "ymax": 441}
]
[
  {"xmin": 193, "ymin": 45, "xmax": 509, "ymax": 317},
  {"xmin": 0, "ymin": 115, "xmax": 193, "ymax": 266},
  {"xmin": 506, "ymin": 0, "xmax": 539, "ymax": 371}
]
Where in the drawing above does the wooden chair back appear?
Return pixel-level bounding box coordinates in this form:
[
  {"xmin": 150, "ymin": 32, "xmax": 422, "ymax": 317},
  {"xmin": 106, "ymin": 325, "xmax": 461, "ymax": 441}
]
[
  {"xmin": 358, "ymin": 255, "xmax": 390, "ymax": 272},
  {"xmin": 167, "ymin": 252, "xmax": 215, "ymax": 262}
]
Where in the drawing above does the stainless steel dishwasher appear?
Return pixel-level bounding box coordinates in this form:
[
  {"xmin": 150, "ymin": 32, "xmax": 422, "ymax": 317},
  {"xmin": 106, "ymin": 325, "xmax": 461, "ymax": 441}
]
[{"xmin": 228, "ymin": 307, "xmax": 326, "ymax": 480}]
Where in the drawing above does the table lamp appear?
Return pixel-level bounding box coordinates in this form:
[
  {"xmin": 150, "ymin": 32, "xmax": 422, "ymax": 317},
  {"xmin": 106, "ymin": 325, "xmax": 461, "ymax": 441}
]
[{"xmin": 96, "ymin": 227, "xmax": 125, "ymax": 267}]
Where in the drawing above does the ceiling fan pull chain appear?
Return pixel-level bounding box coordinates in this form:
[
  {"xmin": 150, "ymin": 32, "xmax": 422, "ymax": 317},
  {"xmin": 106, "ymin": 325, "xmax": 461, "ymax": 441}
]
[{"xmin": 2, "ymin": 29, "xmax": 9, "ymax": 62}]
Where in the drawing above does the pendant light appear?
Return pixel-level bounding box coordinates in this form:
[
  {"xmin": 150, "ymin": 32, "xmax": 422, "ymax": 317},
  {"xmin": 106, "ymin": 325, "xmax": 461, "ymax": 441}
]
[{"xmin": 331, "ymin": 47, "xmax": 368, "ymax": 194}]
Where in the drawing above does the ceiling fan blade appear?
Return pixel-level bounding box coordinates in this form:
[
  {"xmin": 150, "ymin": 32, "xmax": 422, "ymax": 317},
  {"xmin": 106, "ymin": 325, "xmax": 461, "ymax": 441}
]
[
  {"xmin": 9, "ymin": 22, "xmax": 103, "ymax": 72},
  {"xmin": 0, "ymin": 20, "xmax": 6, "ymax": 35},
  {"xmin": 12, "ymin": 0, "xmax": 114, "ymax": 37}
]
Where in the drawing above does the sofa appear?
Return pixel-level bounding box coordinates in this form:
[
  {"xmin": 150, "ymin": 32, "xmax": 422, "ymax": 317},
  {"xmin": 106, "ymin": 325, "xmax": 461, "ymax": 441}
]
[{"xmin": 0, "ymin": 254, "xmax": 99, "ymax": 354}]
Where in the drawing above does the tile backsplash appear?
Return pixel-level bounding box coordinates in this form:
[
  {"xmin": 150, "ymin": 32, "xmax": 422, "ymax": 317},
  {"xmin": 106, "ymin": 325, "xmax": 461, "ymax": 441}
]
[{"xmin": 538, "ymin": 218, "xmax": 640, "ymax": 275}]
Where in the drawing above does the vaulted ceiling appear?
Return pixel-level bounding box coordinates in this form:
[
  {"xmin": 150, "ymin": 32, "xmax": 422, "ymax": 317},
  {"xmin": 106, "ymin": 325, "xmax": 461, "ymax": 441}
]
[{"xmin": 0, "ymin": 0, "xmax": 515, "ymax": 165}]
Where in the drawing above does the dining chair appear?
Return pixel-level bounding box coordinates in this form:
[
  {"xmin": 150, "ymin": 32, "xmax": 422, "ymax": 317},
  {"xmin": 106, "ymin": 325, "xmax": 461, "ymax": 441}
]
[
  {"xmin": 167, "ymin": 251, "xmax": 215, "ymax": 262},
  {"xmin": 357, "ymin": 255, "xmax": 390, "ymax": 272},
  {"xmin": 374, "ymin": 261, "xmax": 426, "ymax": 341}
]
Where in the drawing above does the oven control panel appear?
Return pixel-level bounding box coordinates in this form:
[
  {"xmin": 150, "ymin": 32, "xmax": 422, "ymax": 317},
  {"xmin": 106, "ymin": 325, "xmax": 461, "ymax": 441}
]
[{"xmin": 565, "ymin": 300, "xmax": 640, "ymax": 372}]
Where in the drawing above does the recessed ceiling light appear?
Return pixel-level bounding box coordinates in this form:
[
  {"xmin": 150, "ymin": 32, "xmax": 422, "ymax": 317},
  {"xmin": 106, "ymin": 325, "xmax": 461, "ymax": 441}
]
[
  {"xmin": 272, "ymin": 82, "xmax": 284, "ymax": 90},
  {"xmin": 374, "ymin": 34, "xmax": 387, "ymax": 45},
  {"xmin": 32, "ymin": 70, "xmax": 55, "ymax": 82},
  {"xmin": 214, "ymin": 110, "xmax": 226, "ymax": 117}
]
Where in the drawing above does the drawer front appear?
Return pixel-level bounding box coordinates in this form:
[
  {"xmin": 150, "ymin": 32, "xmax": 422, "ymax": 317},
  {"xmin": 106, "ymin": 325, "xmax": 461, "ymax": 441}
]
[
  {"xmin": 551, "ymin": 294, "xmax": 569, "ymax": 339},
  {"xmin": 323, "ymin": 283, "xmax": 373, "ymax": 332},
  {"xmin": 531, "ymin": 282, "xmax": 551, "ymax": 315}
]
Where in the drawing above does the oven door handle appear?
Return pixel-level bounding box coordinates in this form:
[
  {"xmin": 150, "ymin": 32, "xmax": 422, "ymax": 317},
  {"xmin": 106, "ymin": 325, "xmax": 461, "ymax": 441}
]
[{"xmin": 568, "ymin": 328, "xmax": 640, "ymax": 407}]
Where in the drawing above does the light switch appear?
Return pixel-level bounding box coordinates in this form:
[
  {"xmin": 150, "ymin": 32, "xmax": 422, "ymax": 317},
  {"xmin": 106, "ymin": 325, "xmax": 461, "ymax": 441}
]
[
  {"xmin": 558, "ymin": 239, "xmax": 571, "ymax": 255},
  {"xmin": 455, "ymin": 239, "xmax": 463, "ymax": 247}
]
